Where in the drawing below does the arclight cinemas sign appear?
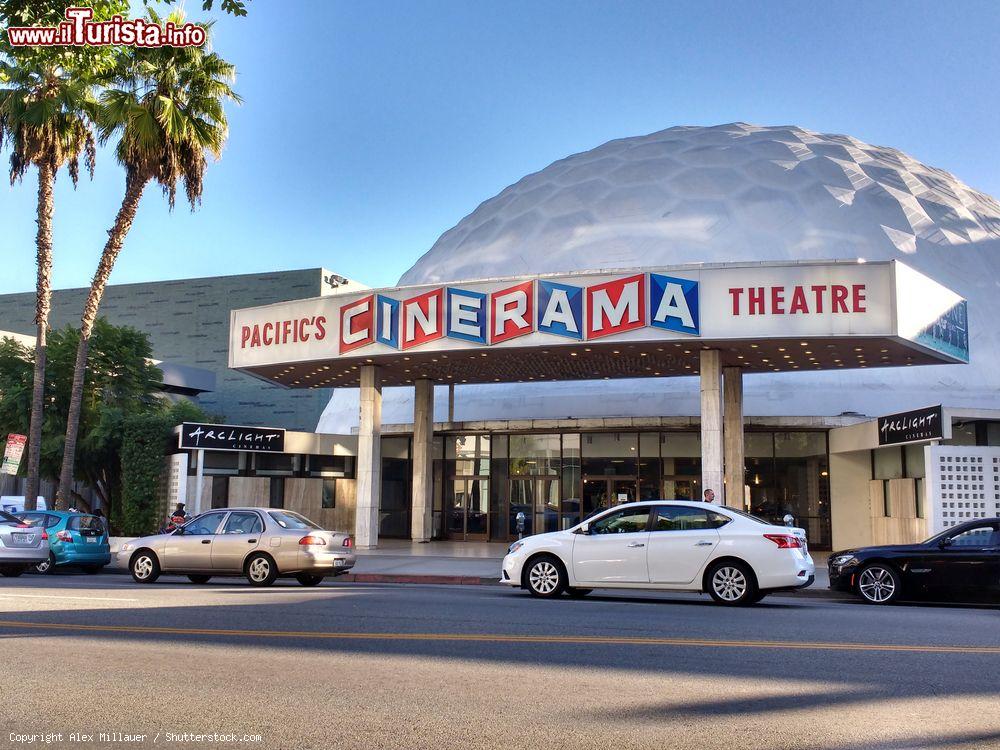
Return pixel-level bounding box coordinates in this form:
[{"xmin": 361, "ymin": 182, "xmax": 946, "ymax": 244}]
[{"xmin": 333, "ymin": 273, "xmax": 698, "ymax": 354}]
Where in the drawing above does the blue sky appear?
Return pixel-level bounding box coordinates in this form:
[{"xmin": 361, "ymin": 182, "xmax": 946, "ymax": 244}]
[{"xmin": 2, "ymin": 0, "xmax": 998, "ymax": 294}]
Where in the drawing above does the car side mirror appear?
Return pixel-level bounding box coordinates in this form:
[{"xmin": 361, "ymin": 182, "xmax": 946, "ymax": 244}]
[
  {"xmin": 578, "ymin": 522, "xmax": 590, "ymax": 535},
  {"xmin": 939, "ymin": 537, "xmax": 953, "ymax": 548}
]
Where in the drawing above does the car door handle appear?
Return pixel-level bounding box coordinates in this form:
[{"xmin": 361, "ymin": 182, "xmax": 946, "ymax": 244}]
[
  {"xmin": 627, "ymin": 542, "xmax": 645, "ymax": 548},
  {"xmin": 248, "ymin": 539, "xmax": 257, "ymax": 544},
  {"xmin": 201, "ymin": 540, "xmax": 211, "ymax": 545},
  {"xmin": 695, "ymin": 541, "xmax": 714, "ymax": 546}
]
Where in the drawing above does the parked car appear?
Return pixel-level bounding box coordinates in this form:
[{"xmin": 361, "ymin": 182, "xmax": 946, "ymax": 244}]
[
  {"xmin": 0, "ymin": 509, "xmax": 49, "ymax": 577},
  {"xmin": 118, "ymin": 507, "xmax": 356, "ymax": 587},
  {"xmin": 1, "ymin": 496, "xmax": 48, "ymax": 514},
  {"xmin": 829, "ymin": 518, "xmax": 1000, "ymax": 604},
  {"xmin": 501, "ymin": 500, "xmax": 814, "ymax": 605},
  {"xmin": 15, "ymin": 511, "xmax": 110, "ymax": 574}
]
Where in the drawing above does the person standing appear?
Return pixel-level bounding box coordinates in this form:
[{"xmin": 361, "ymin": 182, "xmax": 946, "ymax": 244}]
[{"xmin": 703, "ymin": 488, "xmax": 716, "ymax": 504}]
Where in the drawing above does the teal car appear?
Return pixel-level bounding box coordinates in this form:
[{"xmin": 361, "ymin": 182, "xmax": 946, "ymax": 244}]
[{"xmin": 15, "ymin": 511, "xmax": 110, "ymax": 574}]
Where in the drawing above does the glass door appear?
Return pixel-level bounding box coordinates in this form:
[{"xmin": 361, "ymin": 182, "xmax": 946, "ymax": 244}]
[
  {"xmin": 582, "ymin": 477, "xmax": 637, "ymax": 519},
  {"xmin": 447, "ymin": 478, "xmax": 489, "ymax": 541}
]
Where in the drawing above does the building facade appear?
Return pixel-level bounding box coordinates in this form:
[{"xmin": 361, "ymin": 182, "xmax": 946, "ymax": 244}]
[{"xmin": 0, "ymin": 269, "xmax": 362, "ymax": 431}]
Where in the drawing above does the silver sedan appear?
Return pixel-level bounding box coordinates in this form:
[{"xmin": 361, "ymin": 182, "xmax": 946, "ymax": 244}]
[
  {"xmin": 0, "ymin": 509, "xmax": 49, "ymax": 577},
  {"xmin": 118, "ymin": 508, "xmax": 355, "ymax": 587}
]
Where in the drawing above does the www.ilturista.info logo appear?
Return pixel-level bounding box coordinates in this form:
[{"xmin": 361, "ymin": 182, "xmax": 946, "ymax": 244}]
[{"xmin": 6, "ymin": 7, "xmax": 206, "ymax": 48}]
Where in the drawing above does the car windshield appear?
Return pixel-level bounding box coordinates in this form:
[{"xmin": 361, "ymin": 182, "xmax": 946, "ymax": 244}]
[
  {"xmin": 0, "ymin": 510, "xmax": 22, "ymax": 525},
  {"xmin": 267, "ymin": 510, "xmax": 320, "ymax": 530}
]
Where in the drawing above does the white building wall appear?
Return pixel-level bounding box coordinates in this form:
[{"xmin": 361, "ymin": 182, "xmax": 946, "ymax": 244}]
[{"xmin": 924, "ymin": 445, "xmax": 1000, "ymax": 534}]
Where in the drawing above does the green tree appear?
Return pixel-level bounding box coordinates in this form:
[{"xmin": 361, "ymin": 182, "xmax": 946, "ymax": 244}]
[
  {"xmin": 0, "ymin": 0, "xmax": 126, "ymax": 510},
  {"xmin": 0, "ymin": 320, "xmax": 168, "ymax": 522},
  {"xmin": 57, "ymin": 9, "xmax": 239, "ymax": 505}
]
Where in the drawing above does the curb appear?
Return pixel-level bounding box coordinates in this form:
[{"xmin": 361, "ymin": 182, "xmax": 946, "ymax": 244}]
[{"xmin": 338, "ymin": 573, "xmax": 501, "ymax": 586}]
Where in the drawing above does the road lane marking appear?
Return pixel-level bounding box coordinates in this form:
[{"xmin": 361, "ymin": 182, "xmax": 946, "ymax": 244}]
[
  {"xmin": 0, "ymin": 620, "xmax": 996, "ymax": 654},
  {"xmin": 0, "ymin": 594, "xmax": 138, "ymax": 602}
]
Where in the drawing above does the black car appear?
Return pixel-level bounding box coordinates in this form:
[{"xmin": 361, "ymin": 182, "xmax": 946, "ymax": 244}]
[{"xmin": 829, "ymin": 518, "xmax": 1000, "ymax": 604}]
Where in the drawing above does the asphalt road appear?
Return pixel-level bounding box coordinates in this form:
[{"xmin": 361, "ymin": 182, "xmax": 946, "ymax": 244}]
[{"xmin": 0, "ymin": 574, "xmax": 998, "ymax": 750}]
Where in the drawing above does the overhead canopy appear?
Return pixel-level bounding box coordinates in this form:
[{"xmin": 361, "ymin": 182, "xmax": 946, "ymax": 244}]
[{"xmin": 229, "ymin": 260, "xmax": 968, "ymax": 388}]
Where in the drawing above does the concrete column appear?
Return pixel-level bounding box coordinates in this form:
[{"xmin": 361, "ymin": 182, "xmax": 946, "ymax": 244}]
[
  {"xmin": 700, "ymin": 350, "xmax": 724, "ymax": 505},
  {"xmin": 355, "ymin": 365, "xmax": 382, "ymax": 549},
  {"xmin": 448, "ymin": 383, "xmax": 455, "ymax": 424},
  {"xmin": 411, "ymin": 379, "xmax": 434, "ymax": 542},
  {"xmin": 723, "ymin": 366, "xmax": 744, "ymax": 510}
]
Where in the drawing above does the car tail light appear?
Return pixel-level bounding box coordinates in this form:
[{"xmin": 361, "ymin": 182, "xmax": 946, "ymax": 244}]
[
  {"xmin": 56, "ymin": 530, "xmax": 73, "ymax": 543},
  {"xmin": 40, "ymin": 531, "xmax": 48, "ymax": 541},
  {"xmin": 342, "ymin": 536, "xmax": 353, "ymax": 548},
  {"xmin": 298, "ymin": 535, "xmax": 327, "ymax": 546},
  {"xmin": 16, "ymin": 523, "xmax": 31, "ymax": 528},
  {"xmin": 763, "ymin": 533, "xmax": 802, "ymax": 549}
]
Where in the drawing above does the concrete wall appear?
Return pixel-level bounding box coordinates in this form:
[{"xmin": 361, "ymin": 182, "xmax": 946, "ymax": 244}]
[{"xmin": 829, "ymin": 451, "xmax": 874, "ymax": 550}]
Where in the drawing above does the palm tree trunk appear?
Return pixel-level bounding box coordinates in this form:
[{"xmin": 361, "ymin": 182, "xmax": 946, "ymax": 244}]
[
  {"xmin": 56, "ymin": 172, "xmax": 147, "ymax": 507},
  {"xmin": 24, "ymin": 162, "xmax": 55, "ymax": 512}
]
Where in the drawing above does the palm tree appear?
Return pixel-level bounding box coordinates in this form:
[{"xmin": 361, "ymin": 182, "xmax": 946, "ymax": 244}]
[
  {"xmin": 0, "ymin": 56, "xmax": 96, "ymax": 511},
  {"xmin": 56, "ymin": 10, "xmax": 239, "ymax": 506}
]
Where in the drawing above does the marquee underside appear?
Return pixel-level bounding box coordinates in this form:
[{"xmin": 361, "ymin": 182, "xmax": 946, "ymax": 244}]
[{"xmin": 238, "ymin": 335, "xmax": 951, "ymax": 389}]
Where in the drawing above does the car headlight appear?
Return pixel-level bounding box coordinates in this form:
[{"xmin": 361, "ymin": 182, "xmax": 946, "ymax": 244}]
[
  {"xmin": 507, "ymin": 541, "xmax": 524, "ymax": 555},
  {"xmin": 831, "ymin": 554, "xmax": 857, "ymax": 567}
]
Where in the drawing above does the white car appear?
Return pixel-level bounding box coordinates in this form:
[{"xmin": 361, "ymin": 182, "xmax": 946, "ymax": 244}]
[{"xmin": 501, "ymin": 500, "xmax": 814, "ymax": 605}]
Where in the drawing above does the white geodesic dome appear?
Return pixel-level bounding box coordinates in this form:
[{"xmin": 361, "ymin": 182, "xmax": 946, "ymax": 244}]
[{"xmin": 318, "ymin": 123, "xmax": 1000, "ymax": 433}]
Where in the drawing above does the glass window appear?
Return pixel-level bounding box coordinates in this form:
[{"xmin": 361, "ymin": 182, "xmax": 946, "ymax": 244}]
[
  {"xmin": 307, "ymin": 455, "xmax": 355, "ymax": 478},
  {"xmin": 447, "ymin": 435, "xmax": 490, "ymax": 475},
  {"xmin": 322, "ymin": 478, "xmax": 337, "ymax": 509},
  {"xmin": 661, "ymin": 433, "xmax": 700, "ymax": 476},
  {"xmin": 267, "ymin": 510, "xmax": 320, "ymax": 530},
  {"xmin": 987, "ymin": 423, "xmax": 1000, "ymax": 447},
  {"xmin": 510, "ymin": 434, "xmax": 560, "ymax": 476},
  {"xmin": 67, "ymin": 515, "xmax": 105, "ymax": 534},
  {"xmin": 582, "ymin": 432, "xmax": 638, "ymax": 475},
  {"xmin": 222, "ymin": 512, "xmax": 263, "ymax": 535},
  {"xmin": 873, "ymin": 447, "xmax": 903, "ymax": 480},
  {"xmin": 254, "ymin": 453, "xmax": 296, "ymax": 477},
  {"xmin": 199, "ymin": 451, "xmax": 241, "ymax": 476},
  {"xmin": 0, "ymin": 510, "xmax": 21, "ymax": 525},
  {"xmin": 182, "ymin": 512, "xmax": 227, "ymax": 535},
  {"xmin": 949, "ymin": 422, "xmax": 977, "ymax": 446},
  {"xmin": 269, "ymin": 477, "xmax": 285, "ymax": 508},
  {"xmin": 653, "ymin": 506, "xmax": 730, "ymax": 531},
  {"xmin": 382, "ymin": 437, "xmax": 410, "ymax": 459},
  {"xmin": 745, "ymin": 433, "xmax": 774, "ymax": 458},
  {"xmin": 904, "ymin": 444, "xmax": 926, "ymax": 479},
  {"xmin": 16, "ymin": 512, "xmax": 59, "ymax": 528},
  {"xmin": 590, "ymin": 507, "xmax": 649, "ymax": 534},
  {"xmin": 561, "ymin": 434, "xmax": 581, "ymax": 528},
  {"xmin": 947, "ymin": 524, "xmax": 998, "ymax": 547}
]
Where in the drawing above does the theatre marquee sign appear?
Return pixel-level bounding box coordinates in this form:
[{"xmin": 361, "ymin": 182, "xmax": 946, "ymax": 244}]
[{"xmin": 228, "ymin": 260, "xmax": 968, "ymax": 384}]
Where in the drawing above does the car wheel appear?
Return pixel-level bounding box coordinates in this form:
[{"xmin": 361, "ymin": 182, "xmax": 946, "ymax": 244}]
[
  {"xmin": 35, "ymin": 554, "xmax": 56, "ymax": 575},
  {"xmin": 566, "ymin": 587, "xmax": 593, "ymax": 598},
  {"xmin": 706, "ymin": 561, "xmax": 758, "ymax": 605},
  {"xmin": 295, "ymin": 573, "xmax": 324, "ymax": 587},
  {"xmin": 0, "ymin": 566, "xmax": 25, "ymax": 577},
  {"xmin": 856, "ymin": 564, "xmax": 901, "ymax": 605},
  {"xmin": 523, "ymin": 555, "xmax": 566, "ymax": 598},
  {"xmin": 245, "ymin": 554, "xmax": 278, "ymax": 587},
  {"xmin": 130, "ymin": 551, "xmax": 160, "ymax": 584},
  {"xmin": 187, "ymin": 575, "xmax": 212, "ymax": 584}
]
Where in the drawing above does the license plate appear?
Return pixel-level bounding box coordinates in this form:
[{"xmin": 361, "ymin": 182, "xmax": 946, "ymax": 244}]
[
  {"xmin": 334, "ymin": 559, "xmax": 344, "ymax": 567},
  {"xmin": 85, "ymin": 537, "xmax": 97, "ymax": 544},
  {"xmin": 12, "ymin": 533, "xmax": 34, "ymax": 544}
]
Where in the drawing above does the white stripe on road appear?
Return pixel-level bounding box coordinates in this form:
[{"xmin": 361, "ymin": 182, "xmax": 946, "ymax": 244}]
[{"xmin": 0, "ymin": 593, "xmax": 138, "ymax": 602}]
